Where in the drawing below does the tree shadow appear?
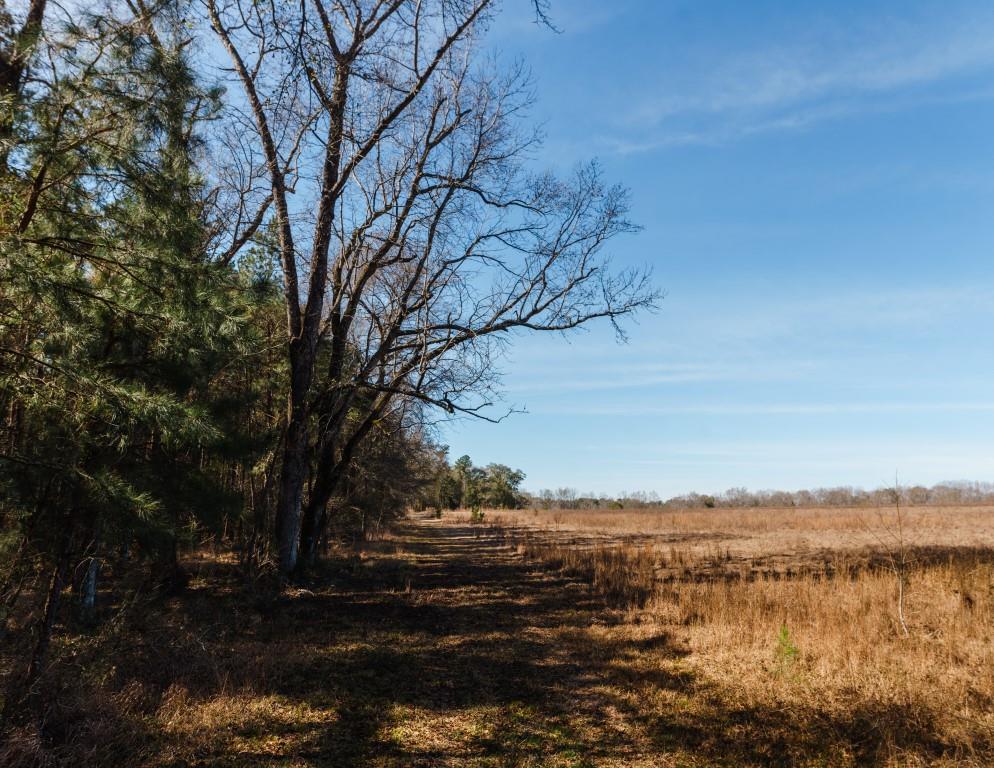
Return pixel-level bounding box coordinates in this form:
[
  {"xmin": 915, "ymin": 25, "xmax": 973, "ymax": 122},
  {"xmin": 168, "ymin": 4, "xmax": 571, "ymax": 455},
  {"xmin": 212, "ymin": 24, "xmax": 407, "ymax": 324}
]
[{"xmin": 11, "ymin": 519, "xmax": 988, "ymax": 767}]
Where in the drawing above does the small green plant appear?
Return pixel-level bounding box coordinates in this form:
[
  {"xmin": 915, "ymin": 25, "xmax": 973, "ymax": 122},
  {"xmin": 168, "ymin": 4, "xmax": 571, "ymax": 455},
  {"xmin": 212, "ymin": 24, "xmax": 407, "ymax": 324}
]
[
  {"xmin": 774, "ymin": 622, "xmax": 799, "ymax": 677},
  {"xmin": 469, "ymin": 505, "xmax": 485, "ymax": 524}
]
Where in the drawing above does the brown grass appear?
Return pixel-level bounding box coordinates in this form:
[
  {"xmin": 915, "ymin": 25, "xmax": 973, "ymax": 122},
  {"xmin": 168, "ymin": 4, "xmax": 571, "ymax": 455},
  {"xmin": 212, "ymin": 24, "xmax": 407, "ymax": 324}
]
[
  {"xmin": 4, "ymin": 507, "xmax": 994, "ymax": 766},
  {"xmin": 472, "ymin": 504, "xmax": 994, "ymax": 764}
]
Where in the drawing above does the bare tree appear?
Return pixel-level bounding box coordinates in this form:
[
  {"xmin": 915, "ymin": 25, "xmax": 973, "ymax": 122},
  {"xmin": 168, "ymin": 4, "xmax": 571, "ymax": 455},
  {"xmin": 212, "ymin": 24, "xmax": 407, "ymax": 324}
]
[
  {"xmin": 877, "ymin": 478, "xmax": 914, "ymax": 638},
  {"xmin": 207, "ymin": 0, "xmax": 656, "ymax": 578}
]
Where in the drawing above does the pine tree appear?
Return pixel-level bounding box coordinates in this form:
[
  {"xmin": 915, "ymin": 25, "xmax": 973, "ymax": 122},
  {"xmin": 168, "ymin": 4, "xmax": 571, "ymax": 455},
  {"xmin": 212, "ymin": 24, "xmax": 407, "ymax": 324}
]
[{"xmin": 0, "ymin": 0, "xmax": 265, "ymax": 706}]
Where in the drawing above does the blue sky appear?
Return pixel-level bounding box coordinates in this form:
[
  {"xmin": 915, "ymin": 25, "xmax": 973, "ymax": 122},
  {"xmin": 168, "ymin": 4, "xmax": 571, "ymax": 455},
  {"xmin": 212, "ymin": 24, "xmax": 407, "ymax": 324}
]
[{"xmin": 442, "ymin": 0, "xmax": 994, "ymax": 498}]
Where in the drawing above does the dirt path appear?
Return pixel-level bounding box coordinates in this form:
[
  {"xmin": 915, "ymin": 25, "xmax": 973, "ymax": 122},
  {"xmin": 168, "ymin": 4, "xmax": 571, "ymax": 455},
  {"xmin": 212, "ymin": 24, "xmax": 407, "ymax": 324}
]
[
  {"xmin": 150, "ymin": 515, "xmax": 706, "ymax": 767},
  {"xmin": 270, "ymin": 516, "xmax": 682, "ymax": 767},
  {"xmin": 74, "ymin": 514, "xmax": 877, "ymax": 768}
]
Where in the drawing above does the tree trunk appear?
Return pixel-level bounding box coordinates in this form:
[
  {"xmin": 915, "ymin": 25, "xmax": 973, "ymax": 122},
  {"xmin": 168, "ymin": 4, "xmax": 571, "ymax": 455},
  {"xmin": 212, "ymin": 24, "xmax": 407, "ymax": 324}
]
[
  {"xmin": 162, "ymin": 506, "xmax": 187, "ymax": 595},
  {"xmin": 275, "ymin": 361, "xmax": 310, "ymax": 578},
  {"xmin": 79, "ymin": 538, "xmax": 100, "ymax": 625},
  {"xmin": 2, "ymin": 541, "xmax": 68, "ymax": 723},
  {"xmin": 296, "ymin": 496, "xmax": 321, "ymax": 573},
  {"xmin": 118, "ymin": 536, "xmax": 131, "ymax": 571},
  {"xmin": 297, "ymin": 465, "xmax": 346, "ymax": 575},
  {"xmin": 295, "ymin": 444, "xmax": 334, "ymax": 574},
  {"xmin": 24, "ymin": 539, "xmax": 69, "ymax": 693},
  {"xmin": 297, "ymin": 405, "xmax": 384, "ymax": 573}
]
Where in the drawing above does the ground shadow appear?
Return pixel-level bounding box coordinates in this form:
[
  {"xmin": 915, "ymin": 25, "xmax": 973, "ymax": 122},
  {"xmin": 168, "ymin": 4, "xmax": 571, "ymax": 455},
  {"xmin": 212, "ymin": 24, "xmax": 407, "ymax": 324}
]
[{"xmin": 9, "ymin": 516, "xmax": 985, "ymax": 767}]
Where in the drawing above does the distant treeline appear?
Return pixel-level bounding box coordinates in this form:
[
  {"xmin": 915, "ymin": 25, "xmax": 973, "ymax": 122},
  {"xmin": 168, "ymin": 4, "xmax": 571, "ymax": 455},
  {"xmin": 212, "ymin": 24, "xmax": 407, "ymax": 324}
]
[{"xmin": 526, "ymin": 481, "xmax": 994, "ymax": 510}]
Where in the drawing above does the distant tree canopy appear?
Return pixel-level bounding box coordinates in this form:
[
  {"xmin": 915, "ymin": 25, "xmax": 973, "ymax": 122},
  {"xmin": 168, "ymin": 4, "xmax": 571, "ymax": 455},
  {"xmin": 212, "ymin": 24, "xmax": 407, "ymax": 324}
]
[
  {"xmin": 524, "ymin": 482, "xmax": 994, "ymax": 511},
  {"xmin": 437, "ymin": 455, "xmax": 527, "ymax": 511}
]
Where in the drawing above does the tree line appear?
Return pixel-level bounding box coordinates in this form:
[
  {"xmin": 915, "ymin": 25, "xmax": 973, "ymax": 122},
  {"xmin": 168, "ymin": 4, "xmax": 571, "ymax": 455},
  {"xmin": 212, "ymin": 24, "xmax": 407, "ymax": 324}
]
[
  {"xmin": 524, "ymin": 481, "xmax": 994, "ymax": 510},
  {"xmin": 0, "ymin": 0, "xmax": 652, "ymax": 717}
]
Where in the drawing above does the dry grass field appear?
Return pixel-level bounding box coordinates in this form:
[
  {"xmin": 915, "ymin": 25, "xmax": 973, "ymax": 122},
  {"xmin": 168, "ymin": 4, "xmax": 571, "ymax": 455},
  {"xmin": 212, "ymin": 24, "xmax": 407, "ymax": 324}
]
[
  {"xmin": 477, "ymin": 504, "xmax": 994, "ymax": 766},
  {"xmin": 3, "ymin": 506, "xmax": 993, "ymax": 767}
]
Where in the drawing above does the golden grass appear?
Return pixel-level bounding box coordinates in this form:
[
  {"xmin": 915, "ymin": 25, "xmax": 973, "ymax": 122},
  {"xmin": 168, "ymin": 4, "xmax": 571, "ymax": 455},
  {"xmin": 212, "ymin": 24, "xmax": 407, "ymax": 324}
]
[
  {"xmin": 489, "ymin": 504, "xmax": 994, "ymax": 556},
  {"xmin": 471, "ymin": 504, "xmax": 994, "ymax": 763},
  {"xmin": 6, "ymin": 508, "xmax": 994, "ymax": 766}
]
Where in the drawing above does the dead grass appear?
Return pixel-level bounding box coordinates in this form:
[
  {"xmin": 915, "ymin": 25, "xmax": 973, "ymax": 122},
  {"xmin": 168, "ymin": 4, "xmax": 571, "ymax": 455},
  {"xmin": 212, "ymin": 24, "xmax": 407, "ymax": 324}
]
[
  {"xmin": 476, "ymin": 504, "xmax": 994, "ymax": 765},
  {"xmin": 5, "ymin": 509, "xmax": 994, "ymax": 766},
  {"xmin": 488, "ymin": 504, "xmax": 994, "ymax": 560}
]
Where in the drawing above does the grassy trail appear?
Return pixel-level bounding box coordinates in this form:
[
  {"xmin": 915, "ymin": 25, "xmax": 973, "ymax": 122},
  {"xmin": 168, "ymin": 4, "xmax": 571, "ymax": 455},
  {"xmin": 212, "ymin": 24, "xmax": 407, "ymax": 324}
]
[
  {"xmin": 148, "ymin": 515, "xmax": 707, "ymax": 767},
  {"xmin": 238, "ymin": 515, "xmax": 686, "ymax": 767},
  {"xmin": 12, "ymin": 515, "xmax": 929, "ymax": 767}
]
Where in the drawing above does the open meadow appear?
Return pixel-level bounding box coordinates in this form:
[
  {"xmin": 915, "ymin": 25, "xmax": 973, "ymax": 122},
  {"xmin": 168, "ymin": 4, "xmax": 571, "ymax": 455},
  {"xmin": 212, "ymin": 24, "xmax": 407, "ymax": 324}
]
[
  {"xmin": 3, "ymin": 506, "xmax": 993, "ymax": 766},
  {"xmin": 470, "ymin": 503, "xmax": 994, "ymax": 765}
]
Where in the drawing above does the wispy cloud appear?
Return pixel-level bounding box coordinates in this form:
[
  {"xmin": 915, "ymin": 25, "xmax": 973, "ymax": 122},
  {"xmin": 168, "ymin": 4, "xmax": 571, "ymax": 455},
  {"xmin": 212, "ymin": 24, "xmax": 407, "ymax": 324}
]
[
  {"xmin": 540, "ymin": 402, "xmax": 994, "ymax": 417},
  {"xmin": 636, "ymin": 26, "xmax": 994, "ymax": 121},
  {"xmin": 509, "ymin": 283, "xmax": 994, "ymax": 366},
  {"xmin": 502, "ymin": 359, "xmax": 820, "ymax": 394},
  {"xmin": 612, "ymin": 10, "xmax": 994, "ymax": 150},
  {"xmin": 497, "ymin": 283, "xmax": 994, "ymax": 402}
]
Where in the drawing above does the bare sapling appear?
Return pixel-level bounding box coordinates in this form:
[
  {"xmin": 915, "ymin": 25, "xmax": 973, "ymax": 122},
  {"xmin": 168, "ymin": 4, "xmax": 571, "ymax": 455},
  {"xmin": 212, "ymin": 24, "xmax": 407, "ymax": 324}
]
[{"xmin": 863, "ymin": 474, "xmax": 915, "ymax": 637}]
